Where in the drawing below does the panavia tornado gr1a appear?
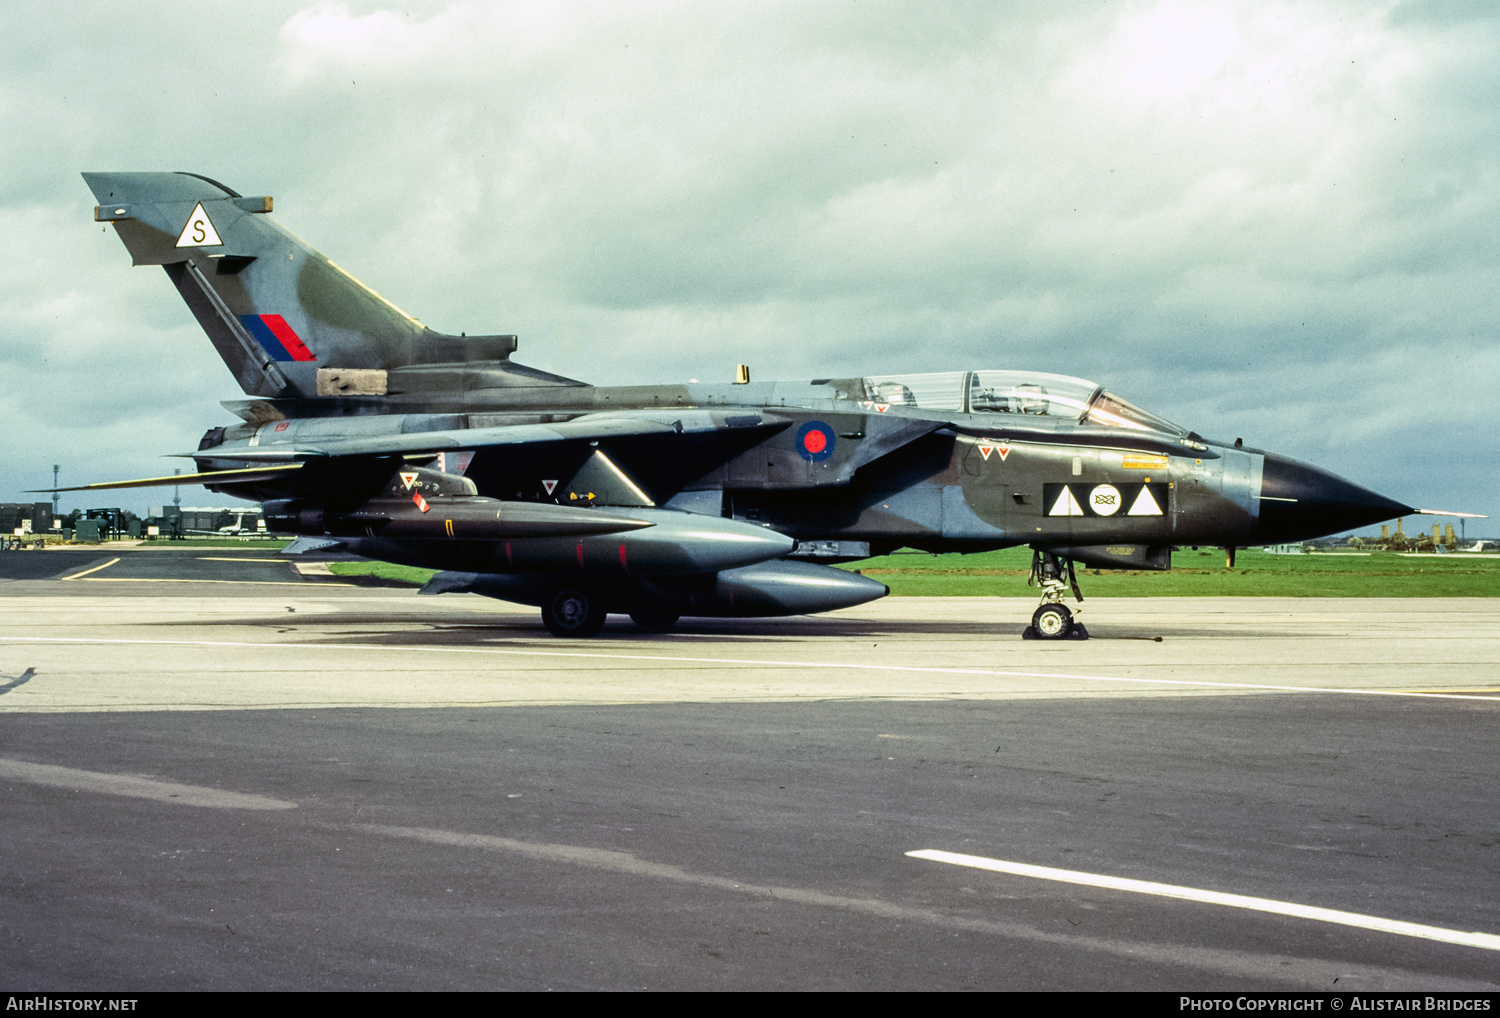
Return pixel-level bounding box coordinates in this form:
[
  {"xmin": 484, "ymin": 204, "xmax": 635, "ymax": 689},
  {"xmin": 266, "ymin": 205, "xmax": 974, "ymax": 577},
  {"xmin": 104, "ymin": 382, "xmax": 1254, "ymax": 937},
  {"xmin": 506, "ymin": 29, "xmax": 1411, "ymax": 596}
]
[{"xmin": 61, "ymin": 171, "xmax": 1478, "ymax": 638}]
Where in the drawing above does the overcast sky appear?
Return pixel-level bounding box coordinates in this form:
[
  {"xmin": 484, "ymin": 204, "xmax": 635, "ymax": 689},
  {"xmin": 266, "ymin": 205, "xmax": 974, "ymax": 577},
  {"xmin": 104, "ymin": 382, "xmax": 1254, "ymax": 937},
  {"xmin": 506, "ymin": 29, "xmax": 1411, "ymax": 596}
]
[{"xmin": 1, "ymin": 0, "xmax": 1496, "ymax": 534}]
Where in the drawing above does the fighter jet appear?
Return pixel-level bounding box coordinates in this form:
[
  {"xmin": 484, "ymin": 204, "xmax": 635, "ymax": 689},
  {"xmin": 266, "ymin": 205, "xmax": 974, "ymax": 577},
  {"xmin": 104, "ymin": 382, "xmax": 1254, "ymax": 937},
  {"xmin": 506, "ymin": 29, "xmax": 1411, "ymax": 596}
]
[{"xmin": 56, "ymin": 171, "xmax": 1479, "ymax": 638}]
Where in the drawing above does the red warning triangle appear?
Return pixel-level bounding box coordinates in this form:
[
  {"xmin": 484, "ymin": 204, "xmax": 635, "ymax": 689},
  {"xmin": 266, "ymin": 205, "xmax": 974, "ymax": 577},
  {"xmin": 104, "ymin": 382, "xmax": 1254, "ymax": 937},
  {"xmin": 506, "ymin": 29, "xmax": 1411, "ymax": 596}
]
[{"xmin": 542, "ymin": 479, "xmax": 558, "ymax": 495}]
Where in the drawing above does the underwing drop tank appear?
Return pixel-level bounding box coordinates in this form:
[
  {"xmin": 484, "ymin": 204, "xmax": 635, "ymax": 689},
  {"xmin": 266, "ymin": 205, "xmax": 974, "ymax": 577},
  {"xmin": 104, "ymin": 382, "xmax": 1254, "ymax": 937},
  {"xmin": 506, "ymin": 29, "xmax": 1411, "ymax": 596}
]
[
  {"xmin": 703, "ymin": 559, "xmax": 890, "ymax": 616},
  {"xmin": 264, "ymin": 497, "xmax": 796, "ymax": 576},
  {"xmin": 265, "ymin": 496, "xmax": 653, "ymax": 541},
  {"xmin": 428, "ymin": 558, "xmax": 890, "ymax": 618}
]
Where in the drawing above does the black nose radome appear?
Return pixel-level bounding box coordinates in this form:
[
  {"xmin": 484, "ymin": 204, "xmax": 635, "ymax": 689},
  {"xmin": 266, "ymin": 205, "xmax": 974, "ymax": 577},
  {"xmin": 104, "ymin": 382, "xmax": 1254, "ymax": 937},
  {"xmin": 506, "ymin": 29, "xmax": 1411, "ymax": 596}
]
[{"xmin": 1257, "ymin": 453, "xmax": 1412, "ymax": 545}]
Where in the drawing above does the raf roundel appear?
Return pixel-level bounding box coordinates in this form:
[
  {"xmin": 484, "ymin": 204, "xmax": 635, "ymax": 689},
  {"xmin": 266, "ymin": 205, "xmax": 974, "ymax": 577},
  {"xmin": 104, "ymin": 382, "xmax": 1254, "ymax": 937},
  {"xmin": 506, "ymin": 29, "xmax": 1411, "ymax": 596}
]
[{"xmin": 796, "ymin": 421, "xmax": 836, "ymax": 462}]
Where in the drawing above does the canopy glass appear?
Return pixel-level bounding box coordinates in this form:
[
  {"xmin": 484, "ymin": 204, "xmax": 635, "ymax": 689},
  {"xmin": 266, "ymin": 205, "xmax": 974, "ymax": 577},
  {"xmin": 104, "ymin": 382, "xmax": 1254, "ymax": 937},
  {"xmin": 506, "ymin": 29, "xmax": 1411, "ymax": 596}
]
[{"xmin": 859, "ymin": 371, "xmax": 1184, "ymax": 436}]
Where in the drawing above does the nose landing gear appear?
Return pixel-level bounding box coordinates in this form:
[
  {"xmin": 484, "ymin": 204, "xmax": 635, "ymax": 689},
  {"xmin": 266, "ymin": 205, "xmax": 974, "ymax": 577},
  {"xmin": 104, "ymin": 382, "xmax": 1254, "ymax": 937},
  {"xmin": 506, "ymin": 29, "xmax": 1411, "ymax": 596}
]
[{"xmin": 1023, "ymin": 550, "xmax": 1090, "ymax": 640}]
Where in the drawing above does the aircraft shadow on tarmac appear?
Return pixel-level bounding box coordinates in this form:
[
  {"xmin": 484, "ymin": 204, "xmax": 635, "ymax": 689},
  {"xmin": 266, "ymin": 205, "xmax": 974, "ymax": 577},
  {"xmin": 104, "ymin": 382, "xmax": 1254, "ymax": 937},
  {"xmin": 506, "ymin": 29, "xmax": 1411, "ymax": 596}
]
[
  {"xmin": 0, "ymin": 550, "xmax": 305, "ymax": 583},
  {"xmin": 0, "ymin": 552, "xmax": 117, "ymax": 581},
  {"xmin": 144, "ymin": 612, "xmax": 1278, "ymax": 644},
  {"xmin": 16, "ymin": 550, "xmax": 1279, "ymax": 640}
]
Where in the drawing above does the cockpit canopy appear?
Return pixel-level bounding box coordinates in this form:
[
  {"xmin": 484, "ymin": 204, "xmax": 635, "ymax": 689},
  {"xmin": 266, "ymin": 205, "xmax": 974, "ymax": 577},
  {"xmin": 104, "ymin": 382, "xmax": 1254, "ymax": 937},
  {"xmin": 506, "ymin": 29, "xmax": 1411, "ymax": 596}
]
[{"xmin": 859, "ymin": 370, "xmax": 1183, "ymax": 437}]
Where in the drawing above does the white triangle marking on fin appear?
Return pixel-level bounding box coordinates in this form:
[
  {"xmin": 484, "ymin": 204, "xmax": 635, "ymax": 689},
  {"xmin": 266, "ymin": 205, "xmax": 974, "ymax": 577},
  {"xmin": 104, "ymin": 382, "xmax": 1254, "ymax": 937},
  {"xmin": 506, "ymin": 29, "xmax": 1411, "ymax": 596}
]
[{"xmin": 175, "ymin": 203, "xmax": 223, "ymax": 248}]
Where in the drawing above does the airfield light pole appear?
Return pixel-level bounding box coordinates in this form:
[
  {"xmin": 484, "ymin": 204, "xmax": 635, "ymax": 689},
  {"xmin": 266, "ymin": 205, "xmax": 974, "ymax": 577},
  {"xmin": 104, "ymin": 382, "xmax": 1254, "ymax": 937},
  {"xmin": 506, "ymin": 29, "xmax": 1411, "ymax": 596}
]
[
  {"xmin": 173, "ymin": 469, "xmax": 181, "ymax": 510},
  {"xmin": 51, "ymin": 465, "xmax": 59, "ymax": 517}
]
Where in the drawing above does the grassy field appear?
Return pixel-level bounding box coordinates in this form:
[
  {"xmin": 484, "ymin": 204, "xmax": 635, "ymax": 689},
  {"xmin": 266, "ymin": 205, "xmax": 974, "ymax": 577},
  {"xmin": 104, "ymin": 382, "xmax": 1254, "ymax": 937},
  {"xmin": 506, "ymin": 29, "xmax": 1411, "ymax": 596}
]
[
  {"xmin": 328, "ymin": 561, "xmax": 441, "ymax": 586},
  {"xmin": 848, "ymin": 547, "xmax": 1500, "ymax": 597},
  {"xmin": 327, "ymin": 547, "xmax": 1500, "ymax": 596}
]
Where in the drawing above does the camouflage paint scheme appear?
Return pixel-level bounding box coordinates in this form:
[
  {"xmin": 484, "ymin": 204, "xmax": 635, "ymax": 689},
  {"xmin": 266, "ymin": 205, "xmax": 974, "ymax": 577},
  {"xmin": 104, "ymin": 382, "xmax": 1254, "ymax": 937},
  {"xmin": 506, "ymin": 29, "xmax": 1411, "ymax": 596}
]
[{"xmin": 72, "ymin": 172, "xmax": 1417, "ymax": 637}]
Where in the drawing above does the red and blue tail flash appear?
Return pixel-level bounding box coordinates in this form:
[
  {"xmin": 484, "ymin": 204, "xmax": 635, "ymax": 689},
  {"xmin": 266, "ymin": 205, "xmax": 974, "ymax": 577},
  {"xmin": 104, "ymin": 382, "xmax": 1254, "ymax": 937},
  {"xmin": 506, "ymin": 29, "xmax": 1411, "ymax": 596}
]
[{"xmin": 240, "ymin": 314, "xmax": 316, "ymax": 362}]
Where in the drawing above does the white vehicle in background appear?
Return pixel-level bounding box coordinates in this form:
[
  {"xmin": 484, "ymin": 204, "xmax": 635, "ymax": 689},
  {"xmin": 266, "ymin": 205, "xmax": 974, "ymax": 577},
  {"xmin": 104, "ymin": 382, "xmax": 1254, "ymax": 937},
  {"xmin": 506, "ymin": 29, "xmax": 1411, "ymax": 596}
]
[{"xmin": 190, "ymin": 513, "xmax": 267, "ymax": 538}]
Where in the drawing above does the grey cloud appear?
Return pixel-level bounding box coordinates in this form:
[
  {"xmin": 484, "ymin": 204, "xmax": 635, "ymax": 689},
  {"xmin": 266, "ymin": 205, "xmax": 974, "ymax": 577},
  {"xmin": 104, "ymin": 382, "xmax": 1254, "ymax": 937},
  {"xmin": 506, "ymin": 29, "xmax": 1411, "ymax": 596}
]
[{"xmin": 0, "ymin": 0, "xmax": 1494, "ymax": 521}]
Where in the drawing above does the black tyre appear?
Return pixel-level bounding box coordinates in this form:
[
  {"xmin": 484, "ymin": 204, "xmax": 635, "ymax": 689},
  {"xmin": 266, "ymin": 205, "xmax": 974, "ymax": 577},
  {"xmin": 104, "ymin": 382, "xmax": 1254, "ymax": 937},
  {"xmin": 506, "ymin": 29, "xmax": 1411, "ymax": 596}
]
[
  {"xmin": 542, "ymin": 588, "xmax": 606, "ymax": 637},
  {"xmin": 1031, "ymin": 604, "xmax": 1073, "ymax": 640},
  {"xmin": 628, "ymin": 609, "xmax": 680, "ymax": 633}
]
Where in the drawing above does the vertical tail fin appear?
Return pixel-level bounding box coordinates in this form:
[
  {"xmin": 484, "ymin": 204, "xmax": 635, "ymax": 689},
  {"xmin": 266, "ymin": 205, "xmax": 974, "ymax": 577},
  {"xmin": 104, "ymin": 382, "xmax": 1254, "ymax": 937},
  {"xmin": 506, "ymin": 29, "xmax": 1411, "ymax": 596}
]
[{"xmin": 83, "ymin": 172, "xmax": 568, "ymax": 401}]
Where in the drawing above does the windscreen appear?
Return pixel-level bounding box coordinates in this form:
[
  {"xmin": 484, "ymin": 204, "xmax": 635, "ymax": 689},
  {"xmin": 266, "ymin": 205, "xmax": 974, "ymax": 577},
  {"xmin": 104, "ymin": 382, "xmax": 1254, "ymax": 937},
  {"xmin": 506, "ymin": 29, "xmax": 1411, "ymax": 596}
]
[{"xmin": 1085, "ymin": 390, "xmax": 1184, "ymax": 435}]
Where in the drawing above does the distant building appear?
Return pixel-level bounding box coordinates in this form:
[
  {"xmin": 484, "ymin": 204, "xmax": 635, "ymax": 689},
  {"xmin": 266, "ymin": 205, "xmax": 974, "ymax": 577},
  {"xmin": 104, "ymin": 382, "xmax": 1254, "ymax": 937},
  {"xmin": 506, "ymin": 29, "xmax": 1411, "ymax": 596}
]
[{"xmin": 0, "ymin": 502, "xmax": 54, "ymax": 536}]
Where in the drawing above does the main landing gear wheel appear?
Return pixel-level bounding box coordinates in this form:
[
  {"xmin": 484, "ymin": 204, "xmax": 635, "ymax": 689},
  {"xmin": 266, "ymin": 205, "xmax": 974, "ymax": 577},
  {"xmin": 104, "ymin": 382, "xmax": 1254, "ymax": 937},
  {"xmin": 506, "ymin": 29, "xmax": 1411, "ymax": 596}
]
[
  {"xmin": 629, "ymin": 609, "xmax": 680, "ymax": 633},
  {"xmin": 542, "ymin": 588, "xmax": 606, "ymax": 637}
]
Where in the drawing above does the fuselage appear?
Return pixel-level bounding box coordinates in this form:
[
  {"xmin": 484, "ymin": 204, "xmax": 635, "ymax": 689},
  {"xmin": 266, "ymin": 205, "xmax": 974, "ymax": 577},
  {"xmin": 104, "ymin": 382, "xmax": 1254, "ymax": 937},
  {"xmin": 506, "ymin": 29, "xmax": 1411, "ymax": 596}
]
[
  {"xmin": 200, "ymin": 368, "xmax": 1411, "ymax": 565},
  {"xmin": 79, "ymin": 170, "xmax": 1428, "ymax": 634}
]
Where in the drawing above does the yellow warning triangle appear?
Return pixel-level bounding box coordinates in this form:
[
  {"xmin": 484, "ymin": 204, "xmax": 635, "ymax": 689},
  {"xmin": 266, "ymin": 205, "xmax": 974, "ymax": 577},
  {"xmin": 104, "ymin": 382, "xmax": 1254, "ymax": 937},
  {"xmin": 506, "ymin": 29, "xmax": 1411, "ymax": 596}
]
[
  {"xmin": 1128, "ymin": 486, "xmax": 1163, "ymax": 516},
  {"xmin": 1049, "ymin": 486, "xmax": 1084, "ymax": 516},
  {"xmin": 175, "ymin": 203, "xmax": 223, "ymax": 248}
]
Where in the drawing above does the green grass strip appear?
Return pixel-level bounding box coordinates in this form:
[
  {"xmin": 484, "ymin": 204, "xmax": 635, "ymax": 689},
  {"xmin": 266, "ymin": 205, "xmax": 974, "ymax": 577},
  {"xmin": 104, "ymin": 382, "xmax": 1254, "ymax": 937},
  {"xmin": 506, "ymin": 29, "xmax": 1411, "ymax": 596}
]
[
  {"xmin": 326, "ymin": 546, "xmax": 1500, "ymax": 596},
  {"xmin": 846, "ymin": 547, "xmax": 1500, "ymax": 596}
]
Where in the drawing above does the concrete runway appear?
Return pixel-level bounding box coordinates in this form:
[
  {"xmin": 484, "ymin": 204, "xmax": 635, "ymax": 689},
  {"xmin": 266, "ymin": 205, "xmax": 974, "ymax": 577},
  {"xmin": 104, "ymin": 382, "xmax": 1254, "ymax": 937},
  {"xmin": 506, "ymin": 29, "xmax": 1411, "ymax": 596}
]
[{"xmin": 1, "ymin": 548, "xmax": 1497, "ymax": 990}]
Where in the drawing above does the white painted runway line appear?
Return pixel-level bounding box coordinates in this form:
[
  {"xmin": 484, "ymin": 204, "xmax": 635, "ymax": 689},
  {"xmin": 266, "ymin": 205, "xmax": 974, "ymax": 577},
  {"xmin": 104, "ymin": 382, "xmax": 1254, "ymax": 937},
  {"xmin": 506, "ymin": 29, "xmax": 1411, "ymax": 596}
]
[
  {"xmin": 907, "ymin": 849, "xmax": 1500, "ymax": 953},
  {"xmin": 0, "ymin": 757, "xmax": 297, "ymax": 810},
  {"xmin": 360, "ymin": 825, "xmax": 1488, "ymax": 985},
  {"xmin": 1, "ymin": 634, "xmax": 1496, "ymax": 702}
]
